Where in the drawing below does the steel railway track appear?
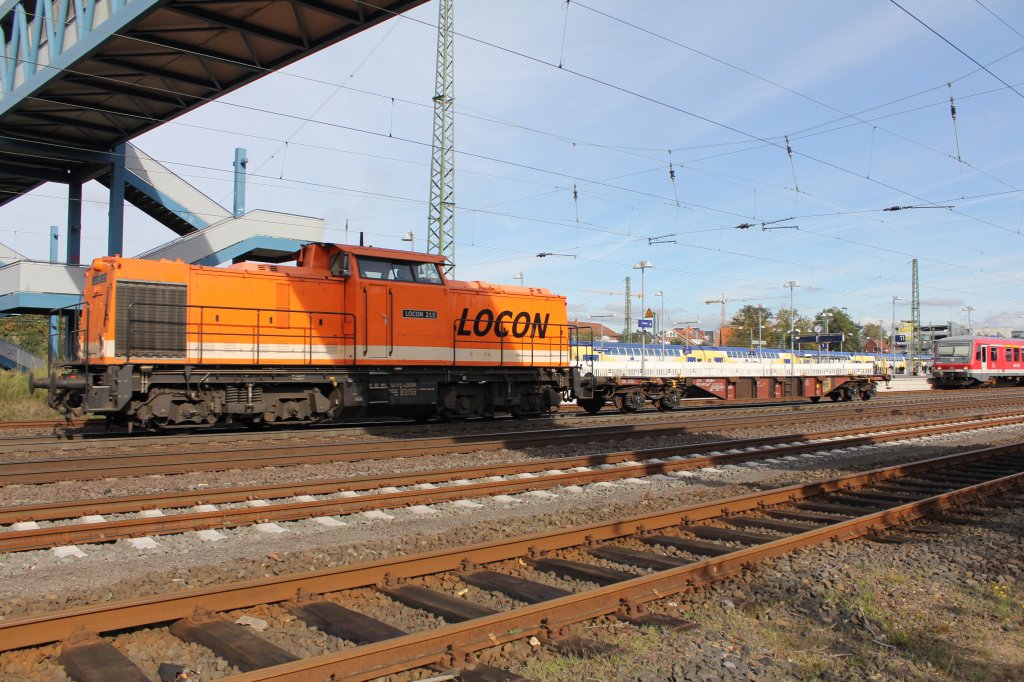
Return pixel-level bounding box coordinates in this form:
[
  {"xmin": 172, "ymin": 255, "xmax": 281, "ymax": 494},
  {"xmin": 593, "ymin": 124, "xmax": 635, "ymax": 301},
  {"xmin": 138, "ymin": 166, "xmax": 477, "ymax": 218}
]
[
  {"xmin": 4, "ymin": 395, "xmax": 1024, "ymax": 485},
  {"xmin": 2, "ymin": 442, "xmax": 1021, "ymax": 681},
  {"xmin": 0, "ymin": 411, "xmax": 1020, "ymax": 554},
  {"xmin": 2, "ymin": 388, "xmax": 1018, "ymax": 450}
]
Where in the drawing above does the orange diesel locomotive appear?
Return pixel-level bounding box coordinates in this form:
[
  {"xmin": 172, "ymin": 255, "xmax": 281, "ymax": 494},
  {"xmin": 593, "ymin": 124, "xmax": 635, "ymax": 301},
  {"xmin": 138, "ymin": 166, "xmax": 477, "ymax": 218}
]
[{"xmin": 34, "ymin": 243, "xmax": 572, "ymax": 429}]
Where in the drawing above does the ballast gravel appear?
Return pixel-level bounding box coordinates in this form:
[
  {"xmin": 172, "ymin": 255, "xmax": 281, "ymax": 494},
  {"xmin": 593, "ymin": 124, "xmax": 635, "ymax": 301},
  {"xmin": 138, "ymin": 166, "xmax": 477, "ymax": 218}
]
[{"xmin": 0, "ymin": 412, "xmax": 1021, "ymax": 680}]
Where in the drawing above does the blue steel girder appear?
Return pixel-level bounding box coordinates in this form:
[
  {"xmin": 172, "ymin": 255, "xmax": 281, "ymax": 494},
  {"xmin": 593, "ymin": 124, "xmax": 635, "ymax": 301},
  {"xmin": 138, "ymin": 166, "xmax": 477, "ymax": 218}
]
[{"xmin": 0, "ymin": 0, "xmax": 429, "ymax": 209}]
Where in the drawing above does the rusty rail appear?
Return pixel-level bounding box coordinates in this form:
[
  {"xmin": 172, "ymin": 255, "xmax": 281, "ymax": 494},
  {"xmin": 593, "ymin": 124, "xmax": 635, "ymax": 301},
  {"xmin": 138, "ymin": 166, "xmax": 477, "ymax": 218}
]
[
  {"xmin": 1, "ymin": 412, "xmax": 1022, "ymax": 553},
  {"xmin": 2, "ymin": 441, "xmax": 1021, "ymax": 655},
  {"xmin": 5, "ymin": 395, "xmax": 1024, "ymax": 485}
]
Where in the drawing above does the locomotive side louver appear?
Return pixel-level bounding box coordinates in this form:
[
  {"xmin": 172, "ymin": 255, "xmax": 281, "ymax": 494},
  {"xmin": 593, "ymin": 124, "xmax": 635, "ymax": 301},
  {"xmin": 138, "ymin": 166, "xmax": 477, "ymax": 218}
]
[{"xmin": 115, "ymin": 280, "xmax": 188, "ymax": 358}]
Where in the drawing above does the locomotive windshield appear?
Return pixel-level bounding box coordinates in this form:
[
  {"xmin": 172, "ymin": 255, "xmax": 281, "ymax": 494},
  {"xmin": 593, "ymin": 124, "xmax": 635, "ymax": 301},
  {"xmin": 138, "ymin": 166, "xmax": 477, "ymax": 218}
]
[
  {"xmin": 934, "ymin": 340, "xmax": 972, "ymax": 361},
  {"xmin": 357, "ymin": 256, "xmax": 443, "ymax": 284}
]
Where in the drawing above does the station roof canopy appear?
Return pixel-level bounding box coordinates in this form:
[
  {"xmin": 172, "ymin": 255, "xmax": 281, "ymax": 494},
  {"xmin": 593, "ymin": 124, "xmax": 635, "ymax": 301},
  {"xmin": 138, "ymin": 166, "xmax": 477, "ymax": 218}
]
[{"xmin": 0, "ymin": 0, "xmax": 428, "ymax": 206}]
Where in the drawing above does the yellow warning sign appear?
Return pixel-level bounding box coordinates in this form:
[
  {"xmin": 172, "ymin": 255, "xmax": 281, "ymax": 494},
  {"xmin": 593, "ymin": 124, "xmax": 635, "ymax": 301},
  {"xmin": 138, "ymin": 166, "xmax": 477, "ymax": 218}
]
[{"xmin": 645, "ymin": 308, "xmax": 655, "ymax": 318}]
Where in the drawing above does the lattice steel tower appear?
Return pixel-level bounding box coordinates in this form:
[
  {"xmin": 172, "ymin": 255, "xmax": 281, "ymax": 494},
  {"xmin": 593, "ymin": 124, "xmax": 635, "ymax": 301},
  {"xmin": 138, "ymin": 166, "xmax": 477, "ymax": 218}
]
[
  {"xmin": 911, "ymin": 258, "xmax": 922, "ymax": 372},
  {"xmin": 427, "ymin": 0, "xmax": 456, "ymax": 275},
  {"xmin": 624, "ymin": 276, "xmax": 632, "ymax": 341}
]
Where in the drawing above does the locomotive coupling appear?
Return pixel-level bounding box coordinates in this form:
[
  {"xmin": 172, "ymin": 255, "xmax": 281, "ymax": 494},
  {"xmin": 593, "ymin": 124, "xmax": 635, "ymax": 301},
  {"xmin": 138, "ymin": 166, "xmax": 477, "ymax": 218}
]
[{"xmin": 28, "ymin": 371, "xmax": 88, "ymax": 394}]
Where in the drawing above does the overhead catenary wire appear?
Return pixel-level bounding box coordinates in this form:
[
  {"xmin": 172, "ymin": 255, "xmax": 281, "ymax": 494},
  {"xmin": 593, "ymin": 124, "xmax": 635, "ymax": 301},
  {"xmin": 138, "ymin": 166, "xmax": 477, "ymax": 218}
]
[
  {"xmin": 948, "ymin": 83, "xmax": 965, "ymax": 199},
  {"xmin": 6, "ymin": 0, "xmax": 1024, "ymax": 303},
  {"xmin": 6, "ymin": 0, "xmax": 1024, "ymax": 248},
  {"xmin": 890, "ymin": 0, "xmax": 1024, "ymax": 101}
]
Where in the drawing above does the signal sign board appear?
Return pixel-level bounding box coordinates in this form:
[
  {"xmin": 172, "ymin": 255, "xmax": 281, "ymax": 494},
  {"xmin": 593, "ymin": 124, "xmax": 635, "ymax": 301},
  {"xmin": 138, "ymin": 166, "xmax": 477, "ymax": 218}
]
[
  {"xmin": 637, "ymin": 319, "xmax": 654, "ymax": 329},
  {"xmin": 645, "ymin": 308, "xmax": 655, "ymax": 318}
]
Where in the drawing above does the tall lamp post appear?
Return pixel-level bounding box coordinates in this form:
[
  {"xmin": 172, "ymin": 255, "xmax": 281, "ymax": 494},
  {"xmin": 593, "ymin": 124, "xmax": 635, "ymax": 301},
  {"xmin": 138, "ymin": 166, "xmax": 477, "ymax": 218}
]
[
  {"xmin": 822, "ymin": 311, "xmax": 834, "ymax": 361},
  {"xmin": 891, "ymin": 295, "xmax": 903, "ymax": 373},
  {"xmin": 755, "ymin": 306, "xmax": 764, "ymax": 359},
  {"xmin": 634, "ymin": 261, "xmax": 653, "ymax": 375},
  {"xmin": 962, "ymin": 305, "xmax": 974, "ymax": 334},
  {"xmin": 513, "ymin": 272, "xmax": 524, "ymax": 287},
  {"xmin": 654, "ymin": 290, "xmax": 666, "ymax": 357},
  {"xmin": 783, "ymin": 281, "xmax": 800, "ymax": 374},
  {"xmin": 588, "ymin": 313, "xmax": 614, "ymax": 344},
  {"xmin": 676, "ymin": 318, "xmax": 703, "ymax": 363},
  {"xmin": 402, "ymin": 231, "xmax": 415, "ymax": 251}
]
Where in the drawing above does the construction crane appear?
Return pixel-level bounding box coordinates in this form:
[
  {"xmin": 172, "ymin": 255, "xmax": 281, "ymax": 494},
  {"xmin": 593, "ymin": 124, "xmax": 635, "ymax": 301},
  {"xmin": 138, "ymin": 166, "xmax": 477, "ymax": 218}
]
[
  {"xmin": 582, "ymin": 281, "xmax": 643, "ymax": 337},
  {"xmin": 427, "ymin": 0, "xmax": 456, "ymax": 275},
  {"xmin": 704, "ymin": 293, "xmax": 786, "ymax": 328},
  {"xmin": 705, "ymin": 293, "xmax": 786, "ymax": 344}
]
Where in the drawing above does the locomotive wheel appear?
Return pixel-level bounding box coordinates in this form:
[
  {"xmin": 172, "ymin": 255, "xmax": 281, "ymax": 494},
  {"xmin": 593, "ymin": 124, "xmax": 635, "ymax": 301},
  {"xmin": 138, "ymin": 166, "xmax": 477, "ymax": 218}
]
[{"xmin": 577, "ymin": 398, "xmax": 605, "ymax": 415}]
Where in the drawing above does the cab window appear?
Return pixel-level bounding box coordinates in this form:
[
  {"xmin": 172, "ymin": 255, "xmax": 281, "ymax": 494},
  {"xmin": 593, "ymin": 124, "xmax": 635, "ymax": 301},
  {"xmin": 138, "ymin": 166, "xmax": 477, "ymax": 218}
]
[
  {"xmin": 357, "ymin": 256, "xmax": 444, "ymax": 284},
  {"xmin": 413, "ymin": 262, "xmax": 443, "ymax": 284}
]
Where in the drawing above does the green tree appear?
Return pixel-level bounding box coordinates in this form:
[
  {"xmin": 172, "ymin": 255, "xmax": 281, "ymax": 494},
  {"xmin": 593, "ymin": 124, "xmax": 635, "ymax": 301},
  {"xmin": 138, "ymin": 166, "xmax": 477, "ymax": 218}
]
[
  {"xmin": 772, "ymin": 307, "xmax": 812, "ymax": 349},
  {"xmin": 860, "ymin": 322, "xmax": 884, "ymax": 350},
  {"xmin": 812, "ymin": 307, "xmax": 861, "ymax": 351},
  {"xmin": 0, "ymin": 315, "xmax": 49, "ymax": 359},
  {"xmin": 728, "ymin": 305, "xmax": 774, "ymax": 350}
]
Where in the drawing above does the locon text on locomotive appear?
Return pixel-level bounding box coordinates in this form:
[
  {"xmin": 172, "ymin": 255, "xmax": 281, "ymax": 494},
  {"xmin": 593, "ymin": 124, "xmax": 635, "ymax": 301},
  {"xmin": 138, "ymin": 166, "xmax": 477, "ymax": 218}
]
[{"xmin": 455, "ymin": 308, "xmax": 551, "ymax": 338}]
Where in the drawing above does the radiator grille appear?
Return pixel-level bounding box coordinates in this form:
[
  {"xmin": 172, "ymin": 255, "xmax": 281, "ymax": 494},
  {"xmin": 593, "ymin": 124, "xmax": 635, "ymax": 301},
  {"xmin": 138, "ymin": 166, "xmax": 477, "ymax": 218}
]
[{"xmin": 115, "ymin": 280, "xmax": 187, "ymax": 357}]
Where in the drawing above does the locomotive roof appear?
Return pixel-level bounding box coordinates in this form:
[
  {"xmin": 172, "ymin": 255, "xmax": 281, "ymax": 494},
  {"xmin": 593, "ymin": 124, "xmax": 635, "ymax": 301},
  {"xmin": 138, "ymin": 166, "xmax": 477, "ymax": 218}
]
[{"xmin": 342, "ymin": 244, "xmax": 447, "ymax": 264}]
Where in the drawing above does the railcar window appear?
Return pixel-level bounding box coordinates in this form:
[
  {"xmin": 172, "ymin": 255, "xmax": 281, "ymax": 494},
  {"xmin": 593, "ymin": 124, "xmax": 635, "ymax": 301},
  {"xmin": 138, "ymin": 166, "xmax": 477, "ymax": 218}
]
[
  {"xmin": 936, "ymin": 342, "xmax": 972, "ymax": 361},
  {"xmin": 1016, "ymin": 348, "xmax": 1020, "ymax": 362},
  {"xmin": 1007, "ymin": 348, "xmax": 1014, "ymax": 362}
]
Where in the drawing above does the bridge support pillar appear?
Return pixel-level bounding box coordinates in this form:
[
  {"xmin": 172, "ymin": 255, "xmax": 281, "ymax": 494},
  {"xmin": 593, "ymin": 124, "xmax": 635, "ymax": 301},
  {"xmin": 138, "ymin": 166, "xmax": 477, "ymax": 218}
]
[
  {"xmin": 67, "ymin": 182, "xmax": 82, "ymax": 265},
  {"xmin": 108, "ymin": 144, "xmax": 126, "ymax": 256},
  {"xmin": 49, "ymin": 225, "xmax": 59, "ymax": 362}
]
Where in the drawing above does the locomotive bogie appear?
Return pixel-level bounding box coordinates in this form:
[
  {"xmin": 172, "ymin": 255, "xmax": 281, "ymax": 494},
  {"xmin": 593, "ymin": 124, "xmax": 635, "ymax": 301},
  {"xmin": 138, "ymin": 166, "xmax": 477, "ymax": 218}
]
[{"xmin": 42, "ymin": 362, "xmax": 567, "ymax": 429}]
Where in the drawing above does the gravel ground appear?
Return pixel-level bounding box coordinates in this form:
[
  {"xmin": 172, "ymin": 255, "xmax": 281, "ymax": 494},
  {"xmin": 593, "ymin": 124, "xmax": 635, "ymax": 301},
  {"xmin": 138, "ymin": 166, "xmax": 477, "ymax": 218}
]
[{"xmin": 0, "ymin": 411, "xmax": 1021, "ymax": 681}]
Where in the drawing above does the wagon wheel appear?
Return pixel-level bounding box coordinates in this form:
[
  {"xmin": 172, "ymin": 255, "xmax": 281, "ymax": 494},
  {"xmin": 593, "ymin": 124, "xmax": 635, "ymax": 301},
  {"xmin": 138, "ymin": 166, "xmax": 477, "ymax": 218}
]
[
  {"xmin": 614, "ymin": 391, "xmax": 642, "ymax": 413},
  {"xmin": 809, "ymin": 396, "xmax": 821, "ymax": 403},
  {"xmin": 829, "ymin": 393, "xmax": 841, "ymax": 401},
  {"xmin": 577, "ymin": 398, "xmax": 605, "ymax": 415},
  {"xmin": 656, "ymin": 392, "xmax": 680, "ymax": 411}
]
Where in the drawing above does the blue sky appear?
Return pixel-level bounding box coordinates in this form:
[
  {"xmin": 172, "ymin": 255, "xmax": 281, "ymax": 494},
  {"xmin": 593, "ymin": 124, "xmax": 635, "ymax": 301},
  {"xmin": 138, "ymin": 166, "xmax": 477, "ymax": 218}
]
[{"xmin": 4, "ymin": 0, "xmax": 1024, "ymax": 335}]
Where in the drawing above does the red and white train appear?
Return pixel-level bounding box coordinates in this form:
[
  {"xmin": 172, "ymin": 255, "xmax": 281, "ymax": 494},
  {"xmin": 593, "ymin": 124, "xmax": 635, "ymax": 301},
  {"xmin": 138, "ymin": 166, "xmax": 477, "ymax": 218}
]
[{"xmin": 931, "ymin": 335, "xmax": 1024, "ymax": 388}]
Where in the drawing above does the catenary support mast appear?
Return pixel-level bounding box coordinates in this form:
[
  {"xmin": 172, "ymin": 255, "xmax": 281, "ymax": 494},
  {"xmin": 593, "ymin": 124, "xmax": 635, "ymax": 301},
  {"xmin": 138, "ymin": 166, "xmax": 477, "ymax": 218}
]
[
  {"xmin": 911, "ymin": 258, "xmax": 922, "ymax": 372},
  {"xmin": 427, "ymin": 0, "xmax": 456, "ymax": 276}
]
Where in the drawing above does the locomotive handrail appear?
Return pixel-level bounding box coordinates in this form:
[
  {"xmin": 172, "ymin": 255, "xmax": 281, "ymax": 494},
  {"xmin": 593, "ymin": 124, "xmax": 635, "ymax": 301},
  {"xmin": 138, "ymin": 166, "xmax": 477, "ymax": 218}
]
[
  {"xmin": 449, "ymin": 321, "xmax": 573, "ymax": 369},
  {"xmin": 124, "ymin": 302, "xmax": 356, "ymax": 365},
  {"xmin": 42, "ymin": 300, "xmax": 88, "ymax": 371},
  {"xmin": 388, "ymin": 289, "xmax": 395, "ymax": 357}
]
